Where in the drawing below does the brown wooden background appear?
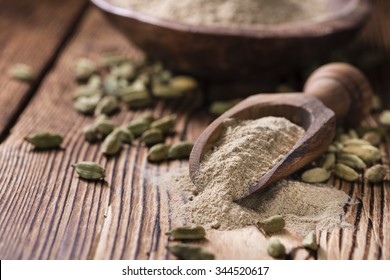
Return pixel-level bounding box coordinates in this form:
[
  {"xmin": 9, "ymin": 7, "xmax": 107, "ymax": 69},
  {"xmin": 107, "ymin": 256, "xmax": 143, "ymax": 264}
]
[{"xmin": 0, "ymin": 0, "xmax": 389, "ymax": 259}]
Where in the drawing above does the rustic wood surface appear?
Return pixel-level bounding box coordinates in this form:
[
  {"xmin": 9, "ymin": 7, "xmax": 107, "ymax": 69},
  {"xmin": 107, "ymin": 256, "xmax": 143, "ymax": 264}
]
[{"xmin": 0, "ymin": 0, "xmax": 389, "ymax": 260}]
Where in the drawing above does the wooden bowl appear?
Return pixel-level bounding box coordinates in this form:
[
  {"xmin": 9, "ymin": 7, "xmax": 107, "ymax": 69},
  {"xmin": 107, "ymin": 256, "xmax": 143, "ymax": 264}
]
[{"xmin": 91, "ymin": 0, "xmax": 371, "ymax": 81}]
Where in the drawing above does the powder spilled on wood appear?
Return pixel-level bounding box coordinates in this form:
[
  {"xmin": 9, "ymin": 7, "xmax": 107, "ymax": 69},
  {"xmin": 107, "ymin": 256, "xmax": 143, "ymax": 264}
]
[
  {"xmin": 109, "ymin": 0, "xmax": 331, "ymax": 27},
  {"xmin": 158, "ymin": 116, "xmax": 351, "ymax": 236}
]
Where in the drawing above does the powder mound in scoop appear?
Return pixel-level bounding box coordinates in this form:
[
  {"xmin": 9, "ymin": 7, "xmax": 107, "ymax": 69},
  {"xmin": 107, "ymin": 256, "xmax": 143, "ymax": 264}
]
[{"xmin": 194, "ymin": 116, "xmax": 304, "ymax": 200}]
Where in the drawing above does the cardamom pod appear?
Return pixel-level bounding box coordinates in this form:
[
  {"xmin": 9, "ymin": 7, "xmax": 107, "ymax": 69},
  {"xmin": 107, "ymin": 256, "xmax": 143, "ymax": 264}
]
[
  {"xmin": 73, "ymin": 86, "xmax": 103, "ymax": 100},
  {"xmin": 365, "ymin": 164, "xmax": 387, "ymax": 183},
  {"xmin": 267, "ymin": 238, "xmax": 286, "ymax": 259},
  {"xmin": 301, "ymin": 168, "xmax": 331, "ymax": 183},
  {"xmin": 356, "ymin": 127, "xmax": 386, "ymax": 138},
  {"xmin": 99, "ymin": 53, "xmax": 129, "ymax": 67},
  {"xmin": 110, "ymin": 62, "xmax": 135, "ymax": 80},
  {"xmin": 87, "ymin": 74, "xmax": 102, "ymax": 89},
  {"xmin": 101, "ymin": 130, "xmax": 122, "ymax": 155},
  {"xmin": 152, "ymin": 83, "xmax": 182, "ymax": 99},
  {"xmin": 209, "ymin": 99, "xmax": 241, "ymax": 116},
  {"xmin": 170, "ymin": 75, "xmax": 198, "ymax": 92},
  {"xmin": 72, "ymin": 161, "xmax": 105, "ymax": 180},
  {"xmin": 167, "ymin": 244, "xmax": 214, "ymax": 260},
  {"xmin": 138, "ymin": 112, "xmax": 155, "ymax": 124},
  {"xmin": 73, "ymin": 58, "xmax": 96, "ymax": 81},
  {"xmin": 114, "ymin": 126, "xmax": 134, "ymax": 144},
  {"xmin": 147, "ymin": 143, "xmax": 170, "ymax": 162},
  {"xmin": 127, "ymin": 119, "xmax": 150, "ymax": 137},
  {"xmin": 150, "ymin": 114, "xmax": 176, "ymax": 134},
  {"xmin": 337, "ymin": 153, "xmax": 366, "ymax": 170},
  {"xmin": 337, "ymin": 133, "xmax": 351, "ymax": 143},
  {"xmin": 379, "ymin": 110, "xmax": 390, "ymax": 126},
  {"xmin": 302, "ymin": 232, "xmax": 318, "ymax": 251},
  {"xmin": 166, "ymin": 225, "xmax": 205, "ymax": 240},
  {"xmin": 94, "ymin": 115, "xmax": 116, "ymax": 137},
  {"xmin": 348, "ymin": 129, "xmax": 359, "ymax": 139},
  {"xmin": 25, "ymin": 132, "xmax": 63, "ymax": 149},
  {"xmin": 371, "ymin": 94, "xmax": 382, "ymax": 112},
  {"xmin": 168, "ymin": 141, "xmax": 194, "ymax": 159},
  {"xmin": 74, "ymin": 95, "xmax": 101, "ymax": 114},
  {"xmin": 122, "ymin": 90, "xmax": 152, "ymax": 108},
  {"xmin": 343, "ymin": 139, "xmax": 371, "ymax": 146},
  {"xmin": 321, "ymin": 153, "xmax": 336, "ymax": 170},
  {"xmin": 103, "ymin": 75, "xmax": 119, "ymax": 96},
  {"xmin": 327, "ymin": 144, "xmax": 338, "ymax": 153},
  {"xmin": 8, "ymin": 63, "xmax": 35, "ymax": 82},
  {"xmin": 362, "ymin": 131, "xmax": 381, "ymax": 146},
  {"xmin": 342, "ymin": 144, "xmax": 381, "ymax": 164},
  {"xmin": 141, "ymin": 128, "xmax": 164, "ymax": 146},
  {"xmin": 94, "ymin": 96, "xmax": 119, "ymax": 116},
  {"xmin": 257, "ymin": 215, "xmax": 285, "ymax": 233},
  {"xmin": 82, "ymin": 124, "xmax": 99, "ymax": 143},
  {"xmin": 334, "ymin": 163, "xmax": 359, "ymax": 182}
]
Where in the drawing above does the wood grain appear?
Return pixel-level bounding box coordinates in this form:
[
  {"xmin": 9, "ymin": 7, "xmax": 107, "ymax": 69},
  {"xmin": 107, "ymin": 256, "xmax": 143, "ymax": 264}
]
[
  {"xmin": 0, "ymin": 0, "xmax": 88, "ymax": 140},
  {"xmin": 0, "ymin": 0, "xmax": 389, "ymax": 260}
]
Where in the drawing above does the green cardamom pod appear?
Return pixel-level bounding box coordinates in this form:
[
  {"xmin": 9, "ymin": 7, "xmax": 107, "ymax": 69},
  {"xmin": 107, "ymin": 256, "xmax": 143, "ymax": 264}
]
[
  {"xmin": 257, "ymin": 215, "xmax": 285, "ymax": 233},
  {"xmin": 103, "ymin": 75, "xmax": 120, "ymax": 96},
  {"xmin": 122, "ymin": 90, "xmax": 152, "ymax": 108},
  {"xmin": 302, "ymin": 232, "xmax": 318, "ymax": 251},
  {"xmin": 170, "ymin": 75, "xmax": 198, "ymax": 92},
  {"xmin": 167, "ymin": 244, "xmax": 214, "ymax": 260},
  {"xmin": 141, "ymin": 128, "xmax": 164, "ymax": 146},
  {"xmin": 321, "ymin": 153, "xmax": 336, "ymax": 170},
  {"xmin": 168, "ymin": 141, "xmax": 194, "ymax": 159},
  {"xmin": 73, "ymin": 86, "xmax": 103, "ymax": 100},
  {"xmin": 166, "ymin": 226, "xmax": 205, "ymax": 240},
  {"xmin": 82, "ymin": 124, "xmax": 99, "ymax": 143},
  {"xmin": 334, "ymin": 163, "xmax": 359, "ymax": 182},
  {"xmin": 94, "ymin": 96, "xmax": 119, "ymax": 116},
  {"xmin": 342, "ymin": 144, "xmax": 381, "ymax": 164},
  {"xmin": 74, "ymin": 95, "xmax": 101, "ymax": 115},
  {"xmin": 72, "ymin": 161, "xmax": 105, "ymax": 180},
  {"xmin": 337, "ymin": 133, "xmax": 351, "ymax": 143},
  {"xmin": 110, "ymin": 62, "xmax": 135, "ymax": 80},
  {"xmin": 337, "ymin": 153, "xmax": 366, "ymax": 170},
  {"xmin": 379, "ymin": 110, "xmax": 390, "ymax": 126},
  {"xmin": 87, "ymin": 74, "xmax": 102, "ymax": 89},
  {"xmin": 8, "ymin": 63, "xmax": 35, "ymax": 82},
  {"xmin": 301, "ymin": 168, "xmax": 331, "ymax": 183},
  {"xmin": 138, "ymin": 112, "xmax": 155, "ymax": 124},
  {"xmin": 101, "ymin": 130, "xmax": 122, "ymax": 155},
  {"xmin": 209, "ymin": 99, "xmax": 241, "ymax": 116},
  {"xmin": 150, "ymin": 114, "xmax": 176, "ymax": 134},
  {"xmin": 25, "ymin": 132, "xmax": 63, "ymax": 149},
  {"xmin": 362, "ymin": 131, "xmax": 381, "ymax": 146},
  {"xmin": 365, "ymin": 164, "xmax": 387, "ymax": 183},
  {"xmin": 127, "ymin": 119, "xmax": 150, "ymax": 137},
  {"xmin": 348, "ymin": 129, "xmax": 359, "ymax": 139},
  {"xmin": 94, "ymin": 115, "xmax": 116, "ymax": 137},
  {"xmin": 73, "ymin": 58, "xmax": 97, "ymax": 81},
  {"xmin": 147, "ymin": 143, "xmax": 170, "ymax": 162},
  {"xmin": 327, "ymin": 144, "xmax": 338, "ymax": 153},
  {"xmin": 152, "ymin": 83, "xmax": 182, "ymax": 99},
  {"xmin": 114, "ymin": 126, "xmax": 134, "ymax": 144},
  {"xmin": 267, "ymin": 238, "xmax": 286, "ymax": 259},
  {"xmin": 343, "ymin": 139, "xmax": 371, "ymax": 146}
]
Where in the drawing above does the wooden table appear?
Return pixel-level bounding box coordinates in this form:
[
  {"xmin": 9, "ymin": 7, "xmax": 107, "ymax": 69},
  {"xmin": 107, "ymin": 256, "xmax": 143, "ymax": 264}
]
[{"xmin": 0, "ymin": 0, "xmax": 389, "ymax": 260}]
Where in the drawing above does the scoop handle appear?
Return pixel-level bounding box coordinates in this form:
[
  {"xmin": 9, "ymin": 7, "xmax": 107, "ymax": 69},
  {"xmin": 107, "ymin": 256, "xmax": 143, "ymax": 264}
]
[{"xmin": 303, "ymin": 63, "xmax": 373, "ymax": 127}]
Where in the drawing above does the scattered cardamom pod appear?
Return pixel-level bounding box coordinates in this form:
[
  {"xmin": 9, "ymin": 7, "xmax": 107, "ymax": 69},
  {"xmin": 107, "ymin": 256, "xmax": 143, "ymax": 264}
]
[
  {"xmin": 337, "ymin": 153, "xmax": 366, "ymax": 170},
  {"xmin": 25, "ymin": 132, "xmax": 63, "ymax": 149},
  {"xmin": 147, "ymin": 143, "xmax": 170, "ymax": 162},
  {"xmin": 167, "ymin": 244, "xmax": 215, "ymax": 260},
  {"xmin": 122, "ymin": 90, "xmax": 152, "ymax": 108},
  {"xmin": 267, "ymin": 238, "xmax": 286, "ymax": 259},
  {"xmin": 94, "ymin": 115, "xmax": 116, "ymax": 137},
  {"xmin": 168, "ymin": 141, "xmax": 194, "ymax": 159},
  {"xmin": 302, "ymin": 232, "xmax": 318, "ymax": 251},
  {"xmin": 365, "ymin": 164, "xmax": 387, "ymax": 183},
  {"xmin": 150, "ymin": 114, "xmax": 176, "ymax": 134},
  {"xmin": 87, "ymin": 74, "xmax": 102, "ymax": 89},
  {"xmin": 152, "ymin": 83, "xmax": 182, "ymax": 99},
  {"xmin": 72, "ymin": 161, "xmax": 105, "ymax": 180},
  {"xmin": 110, "ymin": 62, "xmax": 135, "ymax": 80},
  {"xmin": 94, "ymin": 96, "xmax": 119, "ymax": 116},
  {"xmin": 170, "ymin": 75, "xmax": 198, "ymax": 92},
  {"xmin": 101, "ymin": 130, "xmax": 122, "ymax": 155},
  {"xmin": 8, "ymin": 63, "xmax": 35, "ymax": 82},
  {"xmin": 73, "ymin": 58, "xmax": 97, "ymax": 81},
  {"xmin": 362, "ymin": 131, "xmax": 381, "ymax": 146},
  {"xmin": 103, "ymin": 75, "xmax": 119, "ymax": 96},
  {"xmin": 73, "ymin": 86, "xmax": 103, "ymax": 99},
  {"xmin": 343, "ymin": 138, "xmax": 371, "ymax": 146},
  {"xmin": 74, "ymin": 95, "xmax": 101, "ymax": 114},
  {"xmin": 114, "ymin": 126, "xmax": 134, "ymax": 144},
  {"xmin": 166, "ymin": 225, "xmax": 205, "ymax": 240},
  {"xmin": 141, "ymin": 128, "xmax": 164, "ymax": 146},
  {"xmin": 209, "ymin": 99, "xmax": 241, "ymax": 116},
  {"xmin": 334, "ymin": 163, "xmax": 359, "ymax": 182},
  {"xmin": 379, "ymin": 110, "xmax": 390, "ymax": 126},
  {"xmin": 342, "ymin": 144, "xmax": 381, "ymax": 164},
  {"xmin": 327, "ymin": 144, "xmax": 338, "ymax": 153},
  {"xmin": 257, "ymin": 215, "xmax": 285, "ymax": 233},
  {"xmin": 301, "ymin": 168, "xmax": 331, "ymax": 183},
  {"xmin": 127, "ymin": 118, "xmax": 150, "ymax": 137},
  {"xmin": 337, "ymin": 133, "xmax": 351, "ymax": 143},
  {"xmin": 348, "ymin": 129, "xmax": 359, "ymax": 139},
  {"xmin": 82, "ymin": 124, "xmax": 99, "ymax": 143},
  {"xmin": 138, "ymin": 112, "xmax": 155, "ymax": 124},
  {"xmin": 321, "ymin": 153, "xmax": 336, "ymax": 170}
]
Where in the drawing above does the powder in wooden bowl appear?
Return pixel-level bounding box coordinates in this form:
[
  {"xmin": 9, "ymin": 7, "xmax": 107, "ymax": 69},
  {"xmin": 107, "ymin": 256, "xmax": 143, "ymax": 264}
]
[{"xmin": 109, "ymin": 0, "xmax": 331, "ymax": 27}]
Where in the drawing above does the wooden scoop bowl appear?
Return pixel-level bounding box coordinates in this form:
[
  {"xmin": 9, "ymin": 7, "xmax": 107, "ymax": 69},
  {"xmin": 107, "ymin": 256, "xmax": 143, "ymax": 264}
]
[{"xmin": 189, "ymin": 63, "xmax": 373, "ymax": 200}]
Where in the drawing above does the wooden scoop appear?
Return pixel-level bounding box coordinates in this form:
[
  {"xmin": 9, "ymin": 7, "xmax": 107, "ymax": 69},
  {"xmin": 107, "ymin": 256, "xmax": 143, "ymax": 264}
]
[{"xmin": 189, "ymin": 63, "xmax": 373, "ymax": 200}]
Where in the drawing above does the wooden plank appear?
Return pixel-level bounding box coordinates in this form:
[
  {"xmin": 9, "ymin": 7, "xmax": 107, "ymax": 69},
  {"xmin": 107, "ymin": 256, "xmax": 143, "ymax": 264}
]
[
  {"xmin": 0, "ymin": 0, "xmax": 88, "ymax": 140},
  {"xmin": 0, "ymin": 1, "xmax": 390, "ymax": 260}
]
